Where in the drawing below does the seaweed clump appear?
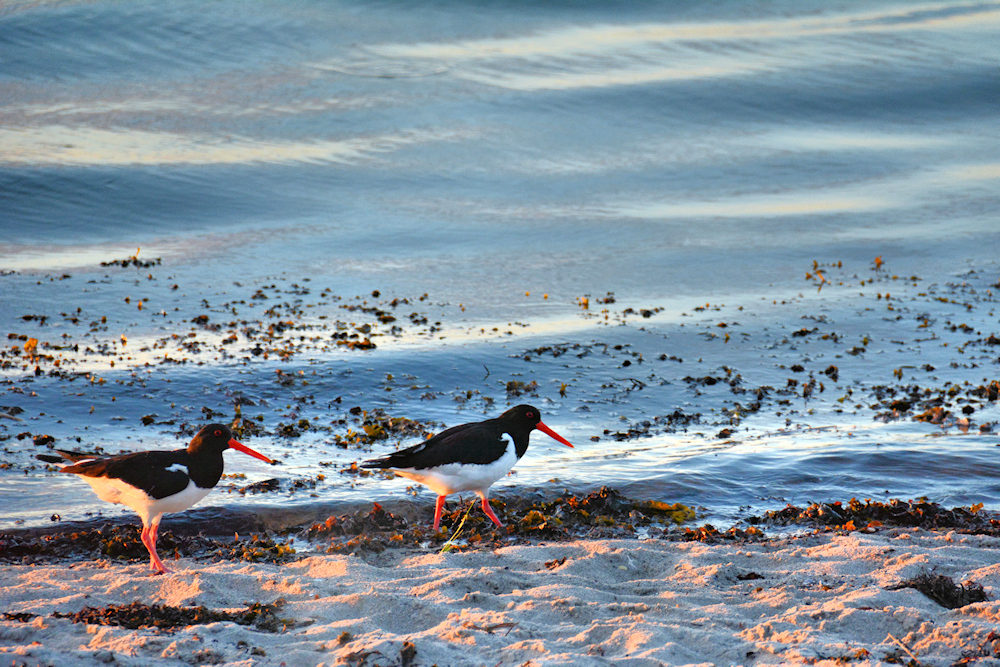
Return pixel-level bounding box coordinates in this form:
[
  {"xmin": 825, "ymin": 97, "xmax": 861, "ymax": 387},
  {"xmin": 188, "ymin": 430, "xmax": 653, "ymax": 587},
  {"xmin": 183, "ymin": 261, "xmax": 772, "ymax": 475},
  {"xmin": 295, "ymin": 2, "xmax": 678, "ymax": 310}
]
[
  {"xmin": 0, "ymin": 524, "xmax": 198, "ymax": 563},
  {"xmin": 0, "ymin": 524, "xmax": 296, "ymax": 566},
  {"xmin": 679, "ymin": 524, "xmax": 767, "ymax": 544},
  {"xmin": 604, "ymin": 410, "xmax": 701, "ymax": 441},
  {"xmin": 49, "ymin": 599, "xmax": 290, "ymax": 631},
  {"xmin": 209, "ymin": 534, "xmax": 297, "ymax": 564},
  {"xmin": 484, "ymin": 486, "xmax": 695, "ymax": 540},
  {"xmin": 303, "ymin": 488, "xmax": 696, "ymax": 553},
  {"xmin": 871, "ymin": 379, "xmax": 1000, "ymax": 430},
  {"xmin": 750, "ymin": 498, "xmax": 999, "ymax": 534},
  {"xmin": 887, "ymin": 573, "xmax": 988, "ymax": 609},
  {"xmin": 100, "ymin": 253, "xmax": 161, "ymax": 269},
  {"xmin": 306, "ymin": 503, "xmax": 412, "ymax": 554},
  {"xmin": 331, "ymin": 408, "xmax": 438, "ymax": 449}
]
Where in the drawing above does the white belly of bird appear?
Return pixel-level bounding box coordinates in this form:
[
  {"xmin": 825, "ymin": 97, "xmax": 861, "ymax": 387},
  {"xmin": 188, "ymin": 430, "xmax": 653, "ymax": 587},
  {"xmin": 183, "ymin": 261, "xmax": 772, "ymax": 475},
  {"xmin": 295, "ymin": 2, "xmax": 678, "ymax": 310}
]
[
  {"xmin": 81, "ymin": 476, "xmax": 213, "ymax": 523},
  {"xmin": 393, "ymin": 434, "xmax": 518, "ymax": 496}
]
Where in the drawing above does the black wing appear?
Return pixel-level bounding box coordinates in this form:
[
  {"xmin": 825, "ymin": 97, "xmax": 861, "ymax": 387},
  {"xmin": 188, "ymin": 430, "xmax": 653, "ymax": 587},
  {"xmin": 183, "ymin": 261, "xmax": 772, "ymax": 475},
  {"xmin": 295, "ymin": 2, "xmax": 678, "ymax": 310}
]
[
  {"xmin": 63, "ymin": 450, "xmax": 194, "ymax": 500},
  {"xmin": 361, "ymin": 421, "xmax": 507, "ymax": 470}
]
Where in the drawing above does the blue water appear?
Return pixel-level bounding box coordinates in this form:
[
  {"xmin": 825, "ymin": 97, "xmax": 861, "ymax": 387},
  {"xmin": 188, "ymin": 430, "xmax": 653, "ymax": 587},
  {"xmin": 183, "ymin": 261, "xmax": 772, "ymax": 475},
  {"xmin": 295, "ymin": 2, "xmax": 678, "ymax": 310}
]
[{"xmin": 2, "ymin": 0, "xmax": 1000, "ymax": 532}]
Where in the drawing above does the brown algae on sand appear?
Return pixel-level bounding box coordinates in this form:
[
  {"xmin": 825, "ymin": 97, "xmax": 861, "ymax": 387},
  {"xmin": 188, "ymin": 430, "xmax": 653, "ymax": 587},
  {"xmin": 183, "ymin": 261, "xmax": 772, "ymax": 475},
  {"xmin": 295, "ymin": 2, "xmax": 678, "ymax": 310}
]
[
  {"xmin": 0, "ymin": 524, "xmax": 296, "ymax": 566},
  {"xmin": 887, "ymin": 572, "xmax": 988, "ymax": 609},
  {"xmin": 304, "ymin": 487, "xmax": 697, "ymax": 554},
  {"xmin": 3, "ymin": 599, "xmax": 293, "ymax": 634},
  {"xmin": 751, "ymin": 497, "xmax": 1000, "ymax": 534}
]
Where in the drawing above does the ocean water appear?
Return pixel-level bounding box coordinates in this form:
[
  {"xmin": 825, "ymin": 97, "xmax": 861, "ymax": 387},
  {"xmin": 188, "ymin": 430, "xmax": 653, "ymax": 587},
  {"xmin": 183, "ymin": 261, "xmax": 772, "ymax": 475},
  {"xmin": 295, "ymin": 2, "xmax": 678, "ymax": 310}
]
[{"xmin": 2, "ymin": 0, "xmax": 999, "ymax": 533}]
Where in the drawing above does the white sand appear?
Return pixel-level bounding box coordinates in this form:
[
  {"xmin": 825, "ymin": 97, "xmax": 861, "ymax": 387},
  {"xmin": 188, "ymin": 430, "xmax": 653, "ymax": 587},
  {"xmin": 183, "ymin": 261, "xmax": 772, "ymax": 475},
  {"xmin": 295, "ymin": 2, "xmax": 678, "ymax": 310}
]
[{"xmin": 3, "ymin": 529, "xmax": 1000, "ymax": 666}]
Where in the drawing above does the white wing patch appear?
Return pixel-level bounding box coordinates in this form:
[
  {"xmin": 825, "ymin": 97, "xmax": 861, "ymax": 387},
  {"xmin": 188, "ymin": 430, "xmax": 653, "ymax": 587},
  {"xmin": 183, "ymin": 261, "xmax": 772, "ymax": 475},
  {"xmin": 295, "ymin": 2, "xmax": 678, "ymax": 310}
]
[
  {"xmin": 52, "ymin": 456, "xmax": 98, "ymax": 467},
  {"xmin": 164, "ymin": 463, "xmax": 189, "ymax": 475}
]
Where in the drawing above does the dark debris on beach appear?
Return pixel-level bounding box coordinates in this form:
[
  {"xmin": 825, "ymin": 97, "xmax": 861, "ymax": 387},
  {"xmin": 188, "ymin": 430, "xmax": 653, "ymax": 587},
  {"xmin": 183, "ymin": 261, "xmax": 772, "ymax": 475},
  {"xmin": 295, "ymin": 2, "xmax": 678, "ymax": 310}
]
[
  {"xmin": 749, "ymin": 497, "xmax": 1000, "ymax": 535},
  {"xmin": 887, "ymin": 572, "xmax": 988, "ymax": 610},
  {"xmin": 3, "ymin": 599, "xmax": 292, "ymax": 632},
  {"xmin": 4, "ymin": 487, "xmax": 1000, "ymax": 566},
  {"xmin": 0, "ymin": 487, "xmax": 698, "ymax": 564},
  {"xmin": 57, "ymin": 599, "xmax": 292, "ymax": 632},
  {"xmin": 305, "ymin": 486, "xmax": 697, "ymax": 554},
  {"xmin": 0, "ymin": 524, "xmax": 296, "ymax": 566},
  {"xmin": 303, "ymin": 488, "xmax": 1000, "ymax": 552}
]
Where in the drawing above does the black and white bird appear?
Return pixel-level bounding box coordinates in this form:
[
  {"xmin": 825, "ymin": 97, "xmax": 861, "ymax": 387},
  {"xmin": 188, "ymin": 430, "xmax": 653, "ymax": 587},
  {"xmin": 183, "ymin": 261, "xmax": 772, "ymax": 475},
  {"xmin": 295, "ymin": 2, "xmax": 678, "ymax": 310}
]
[
  {"xmin": 361, "ymin": 405, "xmax": 573, "ymax": 531},
  {"xmin": 37, "ymin": 424, "xmax": 274, "ymax": 575}
]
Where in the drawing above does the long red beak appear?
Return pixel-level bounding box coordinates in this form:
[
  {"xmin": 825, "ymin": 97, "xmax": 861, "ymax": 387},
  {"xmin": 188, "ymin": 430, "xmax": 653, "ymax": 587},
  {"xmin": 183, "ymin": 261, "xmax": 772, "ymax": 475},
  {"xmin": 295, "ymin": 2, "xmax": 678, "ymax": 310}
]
[
  {"xmin": 228, "ymin": 438, "xmax": 275, "ymax": 463},
  {"xmin": 536, "ymin": 421, "xmax": 574, "ymax": 448}
]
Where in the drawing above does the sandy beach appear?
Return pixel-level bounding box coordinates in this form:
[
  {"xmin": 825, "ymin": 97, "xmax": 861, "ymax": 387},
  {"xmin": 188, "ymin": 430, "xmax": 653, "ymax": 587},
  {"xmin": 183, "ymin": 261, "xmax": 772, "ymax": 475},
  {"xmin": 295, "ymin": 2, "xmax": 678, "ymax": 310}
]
[{"xmin": 3, "ymin": 527, "xmax": 1000, "ymax": 666}]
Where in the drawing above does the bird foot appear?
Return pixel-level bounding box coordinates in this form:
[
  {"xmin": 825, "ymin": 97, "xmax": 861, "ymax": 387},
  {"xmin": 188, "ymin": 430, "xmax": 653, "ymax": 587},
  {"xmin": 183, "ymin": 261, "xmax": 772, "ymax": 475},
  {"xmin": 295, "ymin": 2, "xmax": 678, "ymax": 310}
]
[{"xmin": 149, "ymin": 559, "xmax": 171, "ymax": 575}]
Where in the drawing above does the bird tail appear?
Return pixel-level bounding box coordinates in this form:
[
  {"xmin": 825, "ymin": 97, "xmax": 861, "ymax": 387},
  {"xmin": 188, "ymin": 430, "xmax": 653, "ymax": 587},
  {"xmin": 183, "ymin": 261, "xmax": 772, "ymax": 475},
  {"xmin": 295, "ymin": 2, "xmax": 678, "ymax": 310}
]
[
  {"xmin": 36, "ymin": 450, "xmax": 101, "ymax": 467},
  {"xmin": 359, "ymin": 457, "xmax": 392, "ymax": 469}
]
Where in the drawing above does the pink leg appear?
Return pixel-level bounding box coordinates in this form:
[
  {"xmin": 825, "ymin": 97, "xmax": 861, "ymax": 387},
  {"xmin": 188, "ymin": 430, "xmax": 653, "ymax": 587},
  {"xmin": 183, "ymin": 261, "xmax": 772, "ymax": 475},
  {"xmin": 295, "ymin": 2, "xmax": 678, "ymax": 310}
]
[
  {"xmin": 139, "ymin": 524, "xmax": 153, "ymax": 566},
  {"xmin": 141, "ymin": 520, "xmax": 169, "ymax": 575},
  {"xmin": 478, "ymin": 492, "xmax": 504, "ymax": 528},
  {"xmin": 139, "ymin": 525, "xmax": 153, "ymax": 568},
  {"xmin": 433, "ymin": 495, "xmax": 447, "ymax": 531}
]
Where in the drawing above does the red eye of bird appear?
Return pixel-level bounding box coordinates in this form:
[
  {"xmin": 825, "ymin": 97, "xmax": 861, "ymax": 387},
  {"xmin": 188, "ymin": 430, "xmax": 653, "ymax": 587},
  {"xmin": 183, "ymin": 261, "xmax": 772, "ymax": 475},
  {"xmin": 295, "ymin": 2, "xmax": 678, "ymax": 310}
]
[
  {"xmin": 526, "ymin": 411, "xmax": 534, "ymax": 418},
  {"xmin": 214, "ymin": 429, "xmax": 223, "ymax": 437}
]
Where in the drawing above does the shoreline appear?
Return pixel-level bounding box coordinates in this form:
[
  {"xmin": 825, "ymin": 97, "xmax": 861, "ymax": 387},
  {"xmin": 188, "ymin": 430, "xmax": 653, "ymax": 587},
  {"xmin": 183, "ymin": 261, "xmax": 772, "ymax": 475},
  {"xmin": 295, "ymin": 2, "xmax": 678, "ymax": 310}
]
[
  {"xmin": 3, "ymin": 527, "xmax": 1000, "ymax": 666},
  {"xmin": 6, "ymin": 485, "xmax": 997, "ymax": 554}
]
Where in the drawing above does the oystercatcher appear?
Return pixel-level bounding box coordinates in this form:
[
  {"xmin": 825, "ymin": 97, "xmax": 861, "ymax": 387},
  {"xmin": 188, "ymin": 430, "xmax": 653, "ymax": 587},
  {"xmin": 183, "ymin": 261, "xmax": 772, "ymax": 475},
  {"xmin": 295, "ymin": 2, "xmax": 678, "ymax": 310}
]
[
  {"xmin": 36, "ymin": 424, "xmax": 274, "ymax": 575},
  {"xmin": 361, "ymin": 404, "xmax": 573, "ymax": 531}
]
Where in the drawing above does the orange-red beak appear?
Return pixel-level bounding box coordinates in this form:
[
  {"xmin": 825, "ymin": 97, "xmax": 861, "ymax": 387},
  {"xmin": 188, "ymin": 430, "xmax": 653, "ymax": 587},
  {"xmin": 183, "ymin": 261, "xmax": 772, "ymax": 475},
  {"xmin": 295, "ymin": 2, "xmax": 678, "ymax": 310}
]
[
  {"xmin": 537, "ymin": 421, "xmax": 574, "ymax": 448},
  {"xmin": 228, "ymin": 438, "xmax": 275, "ymax": 463}
]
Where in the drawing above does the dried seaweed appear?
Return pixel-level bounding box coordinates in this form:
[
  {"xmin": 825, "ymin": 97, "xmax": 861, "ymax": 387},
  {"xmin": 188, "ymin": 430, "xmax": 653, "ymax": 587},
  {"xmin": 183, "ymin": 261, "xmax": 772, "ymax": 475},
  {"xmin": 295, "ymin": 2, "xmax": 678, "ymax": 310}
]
[
  {"xmin": 307, "ymin": 502, "xmax": 409, "ymax": 540},
  {"xmin": 0, "ymin": 524, "xmax": 296, "ymax": 566},
  {"xmin": 751, "ymin": 498, "xmax": 998, "ymax": 534},
  {"xmin": 887, "ymin": 572, "xmax": 988, "ymax": 609},
  {"xmin": 679, "ymin": 524, "xmax": 767, "ymax": 544},
  {"xmin": 49, "ymin": 599, "xmax": 290, "ymax": 631},
  {"xmin": 304, "ymin": 487, "xmax": 695, "ymax": 552}
]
